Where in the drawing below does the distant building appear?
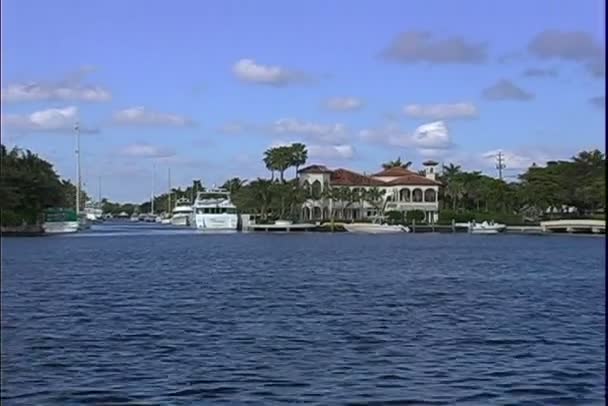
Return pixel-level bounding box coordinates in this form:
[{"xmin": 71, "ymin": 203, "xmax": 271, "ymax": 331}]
[{"xmin": 298, "ymin": 160, "xmax": 442, "ymax": 223}]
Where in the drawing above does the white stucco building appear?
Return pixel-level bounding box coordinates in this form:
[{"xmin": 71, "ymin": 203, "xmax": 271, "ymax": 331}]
[{"xmin": 298, "ymin": 161, "xmax": 442, "ymax": 223}]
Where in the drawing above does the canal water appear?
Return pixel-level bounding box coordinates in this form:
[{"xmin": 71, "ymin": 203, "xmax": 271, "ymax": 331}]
[{"xmin": 1, "ymin": 223, "xmax": 605, "ymax": 404}]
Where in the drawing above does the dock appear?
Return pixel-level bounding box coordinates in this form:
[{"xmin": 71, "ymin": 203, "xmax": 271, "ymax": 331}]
[
  {"xmin": 246, "ymin": 221, "xmax": 317, "ymax": 232},
  {"xmin": 540, "ymin": 219, "xmax": 605, "ymax": 234}
]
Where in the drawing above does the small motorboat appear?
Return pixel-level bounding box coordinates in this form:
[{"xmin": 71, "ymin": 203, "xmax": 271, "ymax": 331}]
[
  {"xmin": 343, "ymin": 223, "xmax": 410, "ymax": 234},
  {"xmin": 469, "ymin": 220, "xmax": 506, "ymax": 234}
]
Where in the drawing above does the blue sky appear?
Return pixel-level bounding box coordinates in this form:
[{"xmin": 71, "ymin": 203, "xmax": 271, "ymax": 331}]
[{"xmin": 1, "ymin": 0, "xmax": 605, "ymax": 202}]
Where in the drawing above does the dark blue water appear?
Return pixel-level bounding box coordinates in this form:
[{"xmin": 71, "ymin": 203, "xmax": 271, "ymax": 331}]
[{"xmin": 2, "ymin": 224, "xmax": 605, "ymax": 405}]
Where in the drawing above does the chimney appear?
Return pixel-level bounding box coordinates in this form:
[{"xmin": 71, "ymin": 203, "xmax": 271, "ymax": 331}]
[{"xmin": 422, "ymin": 160, "xmax": 438, "ymax": 181}]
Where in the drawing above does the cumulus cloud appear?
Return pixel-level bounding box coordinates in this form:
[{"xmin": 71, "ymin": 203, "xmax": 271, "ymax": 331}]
[
  {"xmin": 112, "ymin": 107, "xmax": 194, "ymax": 127},
  {"xmin": 1, "ymin": 68, "xmax": 111, "ymax": 103},
  {"xmin": 119, "ymin": 143, "xmax": 176, "ymax": 158},
  {"xmin": 325, "ymin": 97, "xmax": 364, "ymax": 111},
  {"xmin": 271, "ymin": 140, "xmax": 354, "ymax": 160},
  {"xmin": 528, "ymin": 30, "xmax": 605, "ymax": 78},
  {"xmin": 360, "ymin": 120, "xmax": 452, "ymax": 158},
  {"xmin": 529, "ymin": 30, "xmax": 602, "ymax": 61},
  {"xmin": 590, "ymin": 96, "xmax": 605, "ymax": 109},
  {"xmin": 271, "ymin": 118, "xmax": 347, "ymax": 143},
  {"xmin": 403, "ymin": 102, "xmax": 478, "ymax": 119},
  {"xmin": 482, "ymin": 79, "xmax": 534, "ymax": 101},
  {"xmin": 1, "ymin": 106, "xmax": 98, "ymax": 133},
  {"xmin": 522, "ymin": 67, "xmax": 558, "ymax": 77},
  {"xmin": 381, "ymin": 31, "xmax": 487, "ymax": 64},
  {"xmin": 232, "ymin": 59, "xmax": 309, "ymax": 86}
]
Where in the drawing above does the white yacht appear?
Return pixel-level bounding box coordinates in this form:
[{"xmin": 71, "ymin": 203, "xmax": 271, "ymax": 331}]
[
  {"xmin": 170, "ymin": 197, "xmax": 194, "ymax": 227},
  {"xmin": 192, "ymin": 188, "xmax": 238, "ymax": 231},
  {"xmin": 84, "ymin": 201, "xmax": 103, "ymax": 223}
]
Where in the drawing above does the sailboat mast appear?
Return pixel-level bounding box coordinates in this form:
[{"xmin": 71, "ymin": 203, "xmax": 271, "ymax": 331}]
[
  {"xmin": 151, "ymin": 163, "xmax": 156, "ymax": 215},
  {"xmin": 167, "ymin": 168, "xmax": 172, "ymax": 213},
  {"xmin": 75, "ymin": 122, "xmax": 81, "ymax": 215}
]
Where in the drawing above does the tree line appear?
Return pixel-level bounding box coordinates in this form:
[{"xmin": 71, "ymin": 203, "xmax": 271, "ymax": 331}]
[
  {"xmin": 2, "ymin": 141, "xmax": 604, "ymax": 226},
  {"xmin": 1, "ymin": 145, "xmax": 89, "ymax": 226}
]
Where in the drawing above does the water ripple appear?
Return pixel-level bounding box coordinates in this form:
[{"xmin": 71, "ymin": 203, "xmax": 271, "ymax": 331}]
[{"xmin": 1, "ymin": 227, "xmax": 605, "ymax": 404}]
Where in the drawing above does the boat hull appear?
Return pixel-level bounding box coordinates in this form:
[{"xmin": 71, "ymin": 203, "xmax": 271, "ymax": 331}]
[
  {"xmin": 171, "ymin": 214, "xmax": 192, "ymax": 227},
  {"xmin": 42, "ymin": 221, "xmax": 79, "ymax": 234},
  {"xmin": 195, "ymin": 214, "xmax": 238, "ymax": 230},
  {"xmin": 343, "ymin": 223, "xmax": 408, "ymax": 234}
]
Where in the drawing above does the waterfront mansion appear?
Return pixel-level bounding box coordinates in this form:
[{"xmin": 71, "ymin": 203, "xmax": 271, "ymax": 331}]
[{"xmin": 298, "ymin": 161, "xmax": 442, "ymax": 223}]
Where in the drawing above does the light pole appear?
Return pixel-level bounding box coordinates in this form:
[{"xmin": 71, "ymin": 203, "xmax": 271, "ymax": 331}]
[{"xmin": 75, "ymin": 122, "xmax": 82, "ymax": 216}]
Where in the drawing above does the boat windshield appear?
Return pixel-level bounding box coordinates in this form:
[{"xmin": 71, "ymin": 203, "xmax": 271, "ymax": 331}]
[{"xmin": 44, "ymin": 209, "xmax": 77, "ymax": 222}]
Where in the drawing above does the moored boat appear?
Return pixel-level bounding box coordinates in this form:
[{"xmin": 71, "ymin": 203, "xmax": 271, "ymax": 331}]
[
  {"xmin": 343, "ymin": 223, "xmax": 410, "ymax": 234},
  {"xmin": 469, "ymin": 220, "xmax": 506, "ymax": 234},
  {"xmin": 170, "ymin": 197, "xmax": 194, "ymax": 227},
  {"xmin": 193, "ymin": 188, "xmax": 238, "ymax": 231},
  {"xmin": 42, "ymin": 208, "xmax": 79, "ymax": 234}
]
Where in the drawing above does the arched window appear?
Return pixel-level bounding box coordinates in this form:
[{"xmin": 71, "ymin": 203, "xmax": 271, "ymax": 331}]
[
  {"xmin": 322, "ymin": 207, "xmax": 329, "ymax": 220},
  {"xmin": 311, "ymin": 180, "xmax": 322, "ymax": 199},
  {"xmin": 424, "ymin": 189, "xmax": 436, "ymax": 202},
  {"xmin": 302, "ymin": 207, "xmax": 311, "ymax": 220},
  {"xmin": 399, "ymin": 188, "xmax": 410, "ymax": 202},
  {"xmin": 412, "ymin": 188, "xmax": 423, "ymax": 202},
  {"xmin": 302, "ymin": 180, "xmax": 311, "ymax": 194},
  {"xmin": 313, "ymin": 206, "xmax": 322, "ymax": 219}
]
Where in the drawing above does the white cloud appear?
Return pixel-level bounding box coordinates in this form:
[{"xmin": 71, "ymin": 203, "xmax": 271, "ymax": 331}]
[
  {"xmin": 1, "ymin": 68, "xmax": 111, "ymax": 103},
  {"xmin": 473, "ymin": 148, "xmax": 569, "ymax": 173},
  {"xmin": 360, "ymin": 120, "xmax": 451, "ymax": 151},
  {"xmin": 403, "ymin": 102, "xmax": 478, "ymax": 119},
  {"xmin": 119, "ymin": 143, "xmax": 176, "ymax": 158},
  {"xmin": 1, "ymin": 106, "xmax": 97, "ymax": 133},
  {"xmin": 271, "ymin": 139, "xmax": 354, "ymax": 160},
  {"xmin": 325, "ymin": 97, "xmax": 364, "ymax": 111},
  {"xmin": 112, "ymin": 107, "xmax": 194, "ymax": 127},
  {"xmin": 272, "ymin": 118, "xmax": 347, "ymax": 143},
  {"xmin": 232, "ymin": 59, "xmax": 308, "ymax": 86}
]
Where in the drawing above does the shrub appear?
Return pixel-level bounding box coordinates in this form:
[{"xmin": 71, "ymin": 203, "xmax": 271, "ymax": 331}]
[
  {"xmin": 385, "ymin": 210, "xmax": 404, "ymax": 225},
  {"xmin": 406, "ymin": 210, "xmax": 425, "ymax": 223}
]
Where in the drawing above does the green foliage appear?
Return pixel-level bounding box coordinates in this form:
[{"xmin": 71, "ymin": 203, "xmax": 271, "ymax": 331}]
[
  {"xmin": 385, "ymin": 210, "xmax": 404, "ymax": 224},
  {"xmin": 438, "ymin": 150, "xmax": 606, "ymax": 220},
  {"xmin": 1, "ymin": 145, "xmax": 87, "ymax": 226},
  {"xmin": 382, "ymin": 157, "xmax": 412, "ymax": 169},
  {"xmin": 406, "ymin": 210, "xmax": 425, "ymax": 223},
  {"xmin": 263, "ymin": 143, "xmax": 309, "ymax": 181}
]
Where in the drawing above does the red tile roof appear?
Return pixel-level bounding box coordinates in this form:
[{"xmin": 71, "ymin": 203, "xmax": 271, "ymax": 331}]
[
  {"xmin": 298, "ymin": 164, "xmax": 332, "ymax": 174},
  {"xmin": 330, "ymin": 169, "xmax": 385, "ymax": 186},
  {"xmin": 301, "ymin": 165, "xmax": 442, "ymax": 186},
  {"xmin": 371, "ymin": 167, "xmax": 417, "ymax": 177}
]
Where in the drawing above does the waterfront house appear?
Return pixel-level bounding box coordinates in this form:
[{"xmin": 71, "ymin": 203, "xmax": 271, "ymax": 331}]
[{"xmin": 298, "ymin": 160, "xmax": 442, "ymax": 223}]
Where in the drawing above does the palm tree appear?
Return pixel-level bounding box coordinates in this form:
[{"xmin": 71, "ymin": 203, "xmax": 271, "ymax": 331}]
[
  {"xmin": 382, "ymin": 157, "xmax": 412, "ymax": 169},
  {"xmin": 291, "ymin": 143, "xmax": 308, "ymax": 178},
  {"xmin": 365, "ymin": 187, "xmax": 386, "ymax": 215},
  {"xmin": 263, "ymin": 149, "xmax": 276, "ymax": 181},
  {"xmin": 222, "ymin": 177, "xmax": 247, "ymax": 195}
]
